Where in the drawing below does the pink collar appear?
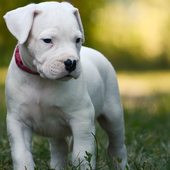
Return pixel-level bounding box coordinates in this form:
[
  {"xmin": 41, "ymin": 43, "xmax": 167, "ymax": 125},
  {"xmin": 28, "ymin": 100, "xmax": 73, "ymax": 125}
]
[{"xmin": 15, "ymin": 46, "xmax": 39, "ymax": 75}]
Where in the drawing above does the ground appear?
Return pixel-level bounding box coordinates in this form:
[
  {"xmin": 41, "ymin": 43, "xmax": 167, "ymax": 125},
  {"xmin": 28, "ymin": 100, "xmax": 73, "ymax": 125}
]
[{"xmin": 0, "ymin": 69, "xmax": 170, "ymax": 170}]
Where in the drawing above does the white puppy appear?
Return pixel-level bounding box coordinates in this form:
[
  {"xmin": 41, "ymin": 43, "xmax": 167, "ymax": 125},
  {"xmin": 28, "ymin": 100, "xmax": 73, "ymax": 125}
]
[{"xmin": 4, "ymin": 2, "xmax": 128, "ymax": 170}]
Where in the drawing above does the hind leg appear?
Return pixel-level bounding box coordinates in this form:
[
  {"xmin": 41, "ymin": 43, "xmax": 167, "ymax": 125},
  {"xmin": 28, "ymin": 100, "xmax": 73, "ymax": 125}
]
[
  {"xmin": 97, "ymin": 87, "xmax": 128, "ymax": 169},
  {"xmin": 48, "ymin": 138, "xmax": 68, "ymax": 170},
  {"xmin": 97, "ymin": 114, "xmax": 127, "ymax": 169}
]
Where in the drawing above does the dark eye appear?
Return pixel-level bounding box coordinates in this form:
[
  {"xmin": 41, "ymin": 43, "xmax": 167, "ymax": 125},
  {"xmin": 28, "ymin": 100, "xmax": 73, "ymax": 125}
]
[
  {"xmin": 76, "ymin": 38, "xmax": 81, "ymax": 44},
  {"xmin": 43, "ymin": 39, "xmax": 52, "ymax": 44}
]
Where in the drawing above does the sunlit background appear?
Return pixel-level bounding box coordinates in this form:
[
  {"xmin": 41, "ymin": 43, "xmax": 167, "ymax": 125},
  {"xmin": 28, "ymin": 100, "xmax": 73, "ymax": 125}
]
[
  {"xmin": 1, "ymin": 0, "xmax": 170, "ymax": 169},
  {"xmin": 1, "ymin": 0, "xmax": 170, "ymax": 96}
]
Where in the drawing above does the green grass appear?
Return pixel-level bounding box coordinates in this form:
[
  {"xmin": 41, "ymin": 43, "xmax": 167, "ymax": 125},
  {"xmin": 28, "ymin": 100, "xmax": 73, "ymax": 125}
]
[
  {"xmin": 123, "ymin": 94, "xmax": 170, "ymax": 170},
  {"xmin": 1, "ymin": 70, "xmax": 170, "ymax": 169}
]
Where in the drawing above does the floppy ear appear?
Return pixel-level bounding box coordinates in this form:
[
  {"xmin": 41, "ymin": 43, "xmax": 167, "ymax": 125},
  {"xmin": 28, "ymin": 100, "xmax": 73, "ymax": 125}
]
[
  {"xmin": 61, "ymin": 2, "xmax": 85, "ymax": 43},
  {"xmin": 3, "ymin": 4, "xmax": 39, "ymax": 44},
  {"xmin": 73, "ymin": 8, "xmax": 85, "ymax": 43}
]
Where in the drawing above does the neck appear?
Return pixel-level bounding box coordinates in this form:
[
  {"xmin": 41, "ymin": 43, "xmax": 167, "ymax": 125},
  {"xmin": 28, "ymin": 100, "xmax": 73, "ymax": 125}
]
[
  {"xmin": 18, "ymin": 44, "xmax": 37, "ymax": 72},
  {"xmin": 15, "ymin": 45, "xmax": 39, "ymax": 75}
]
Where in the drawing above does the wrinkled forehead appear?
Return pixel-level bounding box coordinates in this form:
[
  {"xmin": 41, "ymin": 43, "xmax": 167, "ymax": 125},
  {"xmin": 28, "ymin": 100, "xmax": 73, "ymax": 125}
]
[{"xmin": 31, "ymin": 3, "xmax": 79, "ymax": 36}]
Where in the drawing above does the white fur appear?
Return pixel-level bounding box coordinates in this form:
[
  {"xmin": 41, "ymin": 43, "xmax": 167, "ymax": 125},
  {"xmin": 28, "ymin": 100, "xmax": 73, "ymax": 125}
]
[{"xmin": 4, "ymin": 2, "xmax": 128, "ymax": 170}]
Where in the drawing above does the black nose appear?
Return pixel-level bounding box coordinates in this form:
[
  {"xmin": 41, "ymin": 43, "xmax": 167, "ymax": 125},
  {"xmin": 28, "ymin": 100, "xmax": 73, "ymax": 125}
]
[{"xmin": 64, "ymin": 59, "xmax": 77, "ymax": 73}]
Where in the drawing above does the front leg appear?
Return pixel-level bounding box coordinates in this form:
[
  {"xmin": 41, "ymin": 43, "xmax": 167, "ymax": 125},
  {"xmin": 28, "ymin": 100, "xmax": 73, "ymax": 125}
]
[
  {"xmin": 69, "ymin": 118, "xmax": 96, "ymax": 170},
  {"xmin": 7, "ymin": 114, "xmax": 35, "ymax": 170}
]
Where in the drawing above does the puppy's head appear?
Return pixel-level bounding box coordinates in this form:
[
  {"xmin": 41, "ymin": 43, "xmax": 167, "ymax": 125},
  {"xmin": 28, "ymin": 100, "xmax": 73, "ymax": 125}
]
[{"xmin": 4, "ymin": 2, "xmax": 85, "ymax": 80}]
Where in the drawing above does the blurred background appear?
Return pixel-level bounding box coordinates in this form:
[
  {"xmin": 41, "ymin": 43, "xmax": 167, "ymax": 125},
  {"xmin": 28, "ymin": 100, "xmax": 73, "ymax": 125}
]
[
  {"xmin": 1, "ymin": 0, "xmax": 170, "ymax": 169},
  {"xmin": 1, "ymin": 0, "xmax": 170, "ymax": 71},
  {"xmin": 1, "ymin": 0, "xmax": 170, "ymax": 96}
]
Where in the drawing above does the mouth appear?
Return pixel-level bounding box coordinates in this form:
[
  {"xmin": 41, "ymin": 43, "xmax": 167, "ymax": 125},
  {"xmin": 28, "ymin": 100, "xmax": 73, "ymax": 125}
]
[
  {"xmin": 65, "ymin": 75, "xmax": 72, "ymax": 78},
  {"xmin": 57, "ymin": 75, "xmax": 74, "ymax": 81}
]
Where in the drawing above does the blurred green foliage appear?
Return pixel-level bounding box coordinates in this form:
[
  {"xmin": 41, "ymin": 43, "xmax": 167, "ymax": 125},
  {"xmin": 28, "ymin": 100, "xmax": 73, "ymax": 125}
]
[{"xmin": 0, "ymin": 0, "xmax": 170, "ymax": 70}]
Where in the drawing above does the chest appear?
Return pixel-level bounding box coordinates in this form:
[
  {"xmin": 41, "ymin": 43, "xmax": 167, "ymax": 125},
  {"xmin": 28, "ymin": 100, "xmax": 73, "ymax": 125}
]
[{"xmin": 24, "ymin": 102, "xmax": 72, "ymax": 137}]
